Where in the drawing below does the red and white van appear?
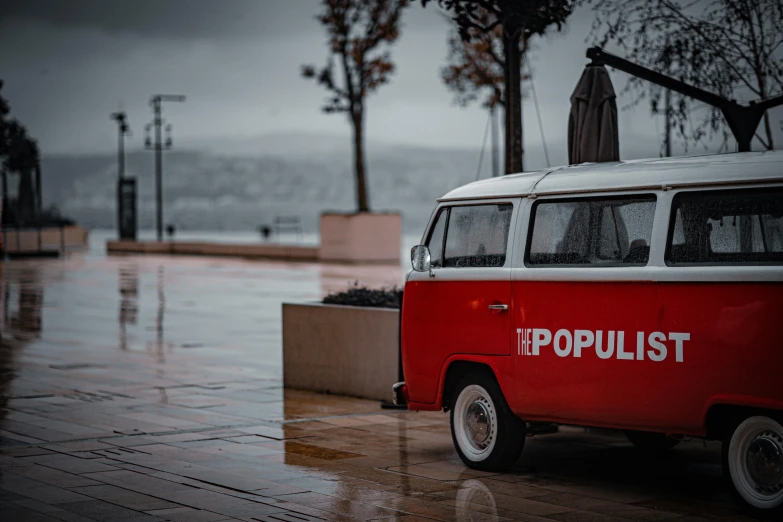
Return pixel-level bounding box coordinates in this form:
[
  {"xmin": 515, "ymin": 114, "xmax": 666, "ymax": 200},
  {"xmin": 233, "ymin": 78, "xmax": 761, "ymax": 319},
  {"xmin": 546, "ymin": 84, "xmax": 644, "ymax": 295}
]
[{"xmin": 394, "ymin": 151, "xmax": 783, "ymax": 515}]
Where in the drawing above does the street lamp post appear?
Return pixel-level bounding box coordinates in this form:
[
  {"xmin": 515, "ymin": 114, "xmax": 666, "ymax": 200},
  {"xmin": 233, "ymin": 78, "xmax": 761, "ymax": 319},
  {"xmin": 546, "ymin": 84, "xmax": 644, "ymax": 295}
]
[
  {"xmin": 110, "ymin": 112, "xmax": 131, "ymax": 241},
  {"xmin": 110, "ymin": 111, "xmax": 131, "ymax": 180},
  {"xmin": 145, "ymin": 94, "xmax": 185, "ymax": 242}
]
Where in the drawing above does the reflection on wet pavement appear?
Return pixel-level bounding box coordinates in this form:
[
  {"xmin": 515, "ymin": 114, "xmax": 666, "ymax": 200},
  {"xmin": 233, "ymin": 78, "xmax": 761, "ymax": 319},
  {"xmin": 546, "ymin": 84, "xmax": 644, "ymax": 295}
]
[{"xmin": 0, "ymin": 250, "xmax": 758, "ymax": 521}]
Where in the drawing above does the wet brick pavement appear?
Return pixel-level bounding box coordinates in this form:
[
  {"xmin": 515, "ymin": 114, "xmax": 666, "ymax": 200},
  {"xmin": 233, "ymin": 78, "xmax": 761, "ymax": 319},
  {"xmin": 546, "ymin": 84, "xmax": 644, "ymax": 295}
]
[{"xmin": 0, "ymin": 247, "xmax": 762, "ymax": 521}]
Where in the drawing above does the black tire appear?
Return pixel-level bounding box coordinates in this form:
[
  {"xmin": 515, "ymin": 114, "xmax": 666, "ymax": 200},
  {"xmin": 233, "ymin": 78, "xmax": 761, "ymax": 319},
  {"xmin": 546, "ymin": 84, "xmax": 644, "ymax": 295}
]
[
  {"xmin": 721, "ymin": 415, "xmax": 783, "ymax": 519},
  {"xmin": 450, "ymin": 371, "xmax": 525, "ymax": 471},
  {"xmin": 625, "ymin": 430, "xmax": 682, "ymax": 452}
]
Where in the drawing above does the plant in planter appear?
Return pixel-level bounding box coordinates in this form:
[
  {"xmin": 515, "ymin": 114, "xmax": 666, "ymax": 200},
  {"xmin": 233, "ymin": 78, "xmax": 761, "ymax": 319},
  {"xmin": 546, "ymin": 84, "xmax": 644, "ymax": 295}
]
[
  {"xmin": 323, "ymin": 282, "xmax": 402, "ymax": 309},
  {"xmin": 302, "ymin": 0, "xmax": 407, "ymax": 263},
  {"xmin": 283, "ymin": 282, "xmax": 403, "ymax": 401}
]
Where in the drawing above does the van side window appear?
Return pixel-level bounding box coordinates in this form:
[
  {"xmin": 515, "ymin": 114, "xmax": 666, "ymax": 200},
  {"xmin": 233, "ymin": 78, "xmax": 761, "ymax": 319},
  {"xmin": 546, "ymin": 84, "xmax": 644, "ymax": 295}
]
[
  {"xmin": 426, "ymin": 208, "xmax": 447, "ymax": 268},
  {"xmin": 666, "ymin": 188, "xmax": 783, "ymax": 265},
  {"xmin": 444, "ymin": 204, "xmax": 512, "ymax": 268},
  {"xmin": 527, "ymin": 195, "xmax": 656, "ymax": 266}
]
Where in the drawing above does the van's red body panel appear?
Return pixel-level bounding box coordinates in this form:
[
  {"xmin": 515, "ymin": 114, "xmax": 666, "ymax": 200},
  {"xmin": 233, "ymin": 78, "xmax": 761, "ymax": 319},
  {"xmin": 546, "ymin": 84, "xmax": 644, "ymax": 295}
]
[
  {"xmin": 401, "ymin": 279, "xmax": 511, "ymax": 404},
  {"xmin": 402, "ymin": 278, "xmax": 783, "ymax": 436}
]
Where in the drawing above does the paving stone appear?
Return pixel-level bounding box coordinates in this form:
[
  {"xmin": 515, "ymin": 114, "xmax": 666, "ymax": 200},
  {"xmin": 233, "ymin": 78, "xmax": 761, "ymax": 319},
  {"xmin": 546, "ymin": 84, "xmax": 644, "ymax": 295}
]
[
  {"xmin": 68, "ymin": 484, "xmax": 182, "ymax": 511},
  {"xmin": 145, "ymin": 507, "xmax": 231, "ymax": 521},
  {"xmin": 8, "ymin": 498, "xmax": 100, "ymax": 522},
  {"xmin": 53, "ymin": 499, "xmax": 162, "ymax": 521},
  {"xmin": 23, "ymin": 454, "xmax": 121, "ymax": 474},
  {"xmin": 15, "ymin": 464, "xmax": 104, "ymax": 488},
  {"xmin": 0, "ymin": 501, "xmax": 64, "ymax": 521}
]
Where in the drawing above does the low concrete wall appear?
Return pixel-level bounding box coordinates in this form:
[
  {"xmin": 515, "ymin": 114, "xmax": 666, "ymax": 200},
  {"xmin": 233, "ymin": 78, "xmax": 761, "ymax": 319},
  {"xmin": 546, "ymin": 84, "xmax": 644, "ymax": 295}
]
[
  {"xmin": 107, "ymin": 240, "xmax": 319, "ymax": 261},
  {"xmin": 283, "ymin": 302, "xmax": 399, "ymax": 402},
  {"xmin": 319, "ymin": 212, "xmax": 401, "ymax": 263},
  {"xmin": 2, "ymin": 226, "xmax": 89, "ymax": 254}
]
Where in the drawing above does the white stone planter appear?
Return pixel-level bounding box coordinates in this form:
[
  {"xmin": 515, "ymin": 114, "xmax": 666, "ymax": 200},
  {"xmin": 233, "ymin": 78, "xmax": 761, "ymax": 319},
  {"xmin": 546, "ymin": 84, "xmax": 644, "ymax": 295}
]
[
  {"xmin": 319, "ymin": 212, "xmax": 401, "ymax": 263},
  {"xmin": 282, "ymin": 302, "xmax": 399, "ymax": 402}
]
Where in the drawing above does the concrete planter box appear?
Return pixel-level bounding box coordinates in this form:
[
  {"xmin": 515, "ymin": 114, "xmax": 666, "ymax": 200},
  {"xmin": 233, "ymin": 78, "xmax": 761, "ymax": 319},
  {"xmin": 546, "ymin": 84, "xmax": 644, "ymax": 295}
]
[
  {"xmin": 283, "ymin": 302, "xmax": 399, "ymax": 401},
  {"xmin": 319, "ymin": 212, "xmax": 401, "ymax": 263},
  {"xmin": 2, "ymin": 226, "xmax": 89, "ymax": 254}
]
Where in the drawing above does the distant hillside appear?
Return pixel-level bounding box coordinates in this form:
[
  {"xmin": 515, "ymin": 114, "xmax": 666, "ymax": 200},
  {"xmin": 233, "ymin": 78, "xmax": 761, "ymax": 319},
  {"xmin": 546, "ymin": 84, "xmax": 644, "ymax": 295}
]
[
  {"xmin": 40, "ymin": 131, "xmax": 667, "ymax": 234},
  {"xmin": 41, "ymin": 141, "xmax": 485, "ymax": 234}
]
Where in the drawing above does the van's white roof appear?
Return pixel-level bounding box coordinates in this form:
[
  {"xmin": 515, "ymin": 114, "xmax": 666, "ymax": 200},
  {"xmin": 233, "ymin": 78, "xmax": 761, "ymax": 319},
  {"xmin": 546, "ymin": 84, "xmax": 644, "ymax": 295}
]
[{"xmin": 439, "ymin": 150, "xmax": 783, "ymax": 201}]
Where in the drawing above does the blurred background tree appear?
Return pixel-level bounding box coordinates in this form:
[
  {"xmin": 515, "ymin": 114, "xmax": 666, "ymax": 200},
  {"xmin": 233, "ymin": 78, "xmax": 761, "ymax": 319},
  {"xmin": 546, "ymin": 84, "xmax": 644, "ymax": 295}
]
[
  {"xmin": 441, "ymin": 9, "xmax": 506, "ymax": 110},
  {"xmin": 422, "ymin": 0, "xmax": 576, "ymax": 173},
  {"xmin": 0, "ymin": 80, "xmax": 43, "ymax": 226},
  {"xmin": 589, "ymin": 0, "xmax": 783, "ymax": 152},
  {"xmin": 302, "ymin": 0, "xmax": 409, "ymax": 213},
  {"xmin": 440, "ymin": 8, "xmax": 533, "ymax": 176}
]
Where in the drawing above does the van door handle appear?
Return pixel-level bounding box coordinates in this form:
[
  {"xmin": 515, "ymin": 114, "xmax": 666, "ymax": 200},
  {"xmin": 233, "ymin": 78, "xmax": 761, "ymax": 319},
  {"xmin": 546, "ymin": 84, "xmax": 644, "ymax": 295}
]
[{"xmin": 488, "ymin": 304, "xmax": 508, "ymax": 311}]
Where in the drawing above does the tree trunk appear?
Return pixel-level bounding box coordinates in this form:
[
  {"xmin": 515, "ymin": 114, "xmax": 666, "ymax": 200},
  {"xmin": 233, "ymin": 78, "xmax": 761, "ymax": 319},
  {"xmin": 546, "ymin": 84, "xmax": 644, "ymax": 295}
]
[
  {"xmin": 35, "ymin": 162, "xmax": 42, "ymax": 218},
  {"xmin": 17, "ymin": 168, "xmax": 36, "ymax": 224},
  {"xmin": 1, "ymin": 168, "xmax": 7, "ymax": 224},
  {"xmin": 503, "ymin": 29, "xmax": 523, "ymax": 174},
  {"xmin": 351, "ymin": 109, "xmax": 370, "ymax": 212}
]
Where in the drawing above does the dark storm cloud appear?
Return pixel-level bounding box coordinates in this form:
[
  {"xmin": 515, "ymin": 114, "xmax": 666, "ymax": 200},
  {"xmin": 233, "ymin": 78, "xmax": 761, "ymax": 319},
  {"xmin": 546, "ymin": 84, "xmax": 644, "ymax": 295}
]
[{"xmin": 0, "ymin": 0, "xmax": 319, "ymax": 40}]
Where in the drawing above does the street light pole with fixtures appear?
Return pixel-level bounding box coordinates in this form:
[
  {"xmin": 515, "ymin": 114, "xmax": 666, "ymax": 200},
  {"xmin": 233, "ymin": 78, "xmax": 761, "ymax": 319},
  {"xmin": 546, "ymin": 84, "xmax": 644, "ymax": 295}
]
[
  {"xmin": 110, "ymin": 111, "xmax": 133, "ymax": 241},
  {"xmin": 145, "ymin": 94, "xmax": 185, "ymax": 242}
]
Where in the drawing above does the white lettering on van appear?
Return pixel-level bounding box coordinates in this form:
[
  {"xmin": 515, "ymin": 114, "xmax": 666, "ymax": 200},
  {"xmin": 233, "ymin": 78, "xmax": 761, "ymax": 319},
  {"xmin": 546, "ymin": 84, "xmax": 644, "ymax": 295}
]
[
  {"xmin": 669, "ymin": 332, "xmax": 690, "ymax": 362},
  {"xmin": 532, "ymin": 329, "xmax": 550, "ymax": 355},
  {"xmin": 595, "ymin": 330, "xmax": 612, "ymax": 359},
  {"xmin": 553, "ymin": 329, "xmax": 572, "ymax": 357},
  {"xmin": 574, "ymin": 330, "xmax": 593, "ymax": 358},
  {"xmin": 616, "ymin": 331, "xmax": 633, "ymax": 360},
  {"xmin": 647, "ymin": 332, "xmax": 667, "ymax": 362},
  {"xmin": 516, "ymin": 327, "xmax": 689, "ymax": 363}
]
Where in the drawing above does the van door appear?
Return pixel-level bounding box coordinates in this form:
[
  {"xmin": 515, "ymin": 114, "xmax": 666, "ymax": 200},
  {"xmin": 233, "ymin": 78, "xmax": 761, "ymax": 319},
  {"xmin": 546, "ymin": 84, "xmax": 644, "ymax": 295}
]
[
  {"xmin": 511, "ymin": 194, "xmax": 660, "ymax": 425},
  {"xmin": 402, "ymin": 202, "xmax": 515, "ymax": 405}
]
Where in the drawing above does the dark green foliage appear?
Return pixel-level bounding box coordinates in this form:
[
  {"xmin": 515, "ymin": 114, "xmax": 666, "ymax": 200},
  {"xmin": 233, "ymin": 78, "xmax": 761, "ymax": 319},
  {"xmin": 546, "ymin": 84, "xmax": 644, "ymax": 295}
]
[
  {"xmin": 1, "ymin": 80, "xmax": 45, "ymax": 225},
  {"xmin": 323, "ymin": 281, "xmax": 402, "ymax": 309}
]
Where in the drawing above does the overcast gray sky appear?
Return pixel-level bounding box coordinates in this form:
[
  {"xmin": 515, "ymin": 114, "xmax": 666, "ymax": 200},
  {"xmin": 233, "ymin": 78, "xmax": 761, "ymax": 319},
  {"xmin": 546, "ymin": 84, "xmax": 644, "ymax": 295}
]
[{"xmin": 1, "ymin": 0, "xmax": 780, "ymax": 170}]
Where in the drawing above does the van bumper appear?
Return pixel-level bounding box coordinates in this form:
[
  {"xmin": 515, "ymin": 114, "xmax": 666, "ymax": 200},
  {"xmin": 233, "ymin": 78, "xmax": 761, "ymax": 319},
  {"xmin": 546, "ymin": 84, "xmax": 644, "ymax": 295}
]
[{"xmin": 392, "ymin": 382, "xmax": 409, "ymax": 407}]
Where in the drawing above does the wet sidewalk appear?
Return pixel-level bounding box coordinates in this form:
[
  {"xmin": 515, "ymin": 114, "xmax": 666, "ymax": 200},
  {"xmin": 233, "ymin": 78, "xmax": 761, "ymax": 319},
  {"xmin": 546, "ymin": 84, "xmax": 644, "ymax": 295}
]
[{"xmin": 0, "ymin": 249, "xmax": 758, "ymax": 521}]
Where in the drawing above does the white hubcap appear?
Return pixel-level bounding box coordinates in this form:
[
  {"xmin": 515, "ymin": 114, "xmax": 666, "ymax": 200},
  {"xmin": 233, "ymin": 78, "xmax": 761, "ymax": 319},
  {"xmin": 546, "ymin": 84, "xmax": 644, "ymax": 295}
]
[
  {"xmin": 454, "ymin": 385, "xmax": 498, "ymax": 461},
  {"xmin": 729, "ymin": 416, "xmax": 783, "ymax": 509}
]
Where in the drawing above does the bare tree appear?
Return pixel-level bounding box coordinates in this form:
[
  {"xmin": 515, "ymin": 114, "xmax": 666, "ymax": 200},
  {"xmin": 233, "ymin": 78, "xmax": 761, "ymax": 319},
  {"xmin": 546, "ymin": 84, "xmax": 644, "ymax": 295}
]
[
  {"xmin": 441, "ymin": 10, "xmax": 531, "ymax": 177},
  {"xmin": 2, "ymin": 120, "xmax": 40, "ymax": 224},
  {"xmin": 589, "ymin": 0, "xmax": 783, "ymax": 151},
  {"xmin": 441, "ymin": 11, "xmax": 507, "ymax": 110},
  {"xmin": 422, "ymin": 0, "xmax": 576, "ymax": 173},
  {"xmin": 303, "ymin": 0, "xmax": 409, "ymax": 213},
  {"xmin": 1, "ymin": 82, "xmax": 40, "ymax": 225}
]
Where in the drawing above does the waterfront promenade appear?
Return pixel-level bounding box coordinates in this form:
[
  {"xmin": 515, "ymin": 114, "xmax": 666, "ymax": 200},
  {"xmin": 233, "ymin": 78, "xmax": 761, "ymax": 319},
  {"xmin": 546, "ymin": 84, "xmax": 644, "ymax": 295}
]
[{"xmin": 0, "ymin": 238, "xmax": 758, "ymax": 521}]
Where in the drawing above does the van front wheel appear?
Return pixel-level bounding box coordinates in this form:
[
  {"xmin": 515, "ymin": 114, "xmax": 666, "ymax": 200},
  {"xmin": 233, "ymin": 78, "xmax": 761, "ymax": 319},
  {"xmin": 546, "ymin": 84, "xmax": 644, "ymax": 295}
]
[
  {"xmin": 723, "ymin": 415, "xmax": 783, "ymax": 517},
  {"xmin": 450, "ymin": 372, "xmax": 525, "ymax": 471}
]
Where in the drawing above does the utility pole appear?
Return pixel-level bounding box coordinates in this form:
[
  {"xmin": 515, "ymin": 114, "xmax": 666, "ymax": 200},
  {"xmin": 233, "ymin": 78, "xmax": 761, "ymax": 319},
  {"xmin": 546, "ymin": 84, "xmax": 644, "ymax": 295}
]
[{"xmin": 145, "ymin": 95, "xmax": 185, "ymax": 242}]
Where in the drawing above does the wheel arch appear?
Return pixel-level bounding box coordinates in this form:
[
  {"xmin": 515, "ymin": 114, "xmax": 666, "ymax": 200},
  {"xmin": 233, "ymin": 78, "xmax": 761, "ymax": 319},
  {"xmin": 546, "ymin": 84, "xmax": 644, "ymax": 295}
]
[
  {"xmin": 705, "ymin": 403, "xmax": 783, "ymax": 440},
  {"xmin": 441, "ymin": 358, "xmax": 506, "ymax": 412}
]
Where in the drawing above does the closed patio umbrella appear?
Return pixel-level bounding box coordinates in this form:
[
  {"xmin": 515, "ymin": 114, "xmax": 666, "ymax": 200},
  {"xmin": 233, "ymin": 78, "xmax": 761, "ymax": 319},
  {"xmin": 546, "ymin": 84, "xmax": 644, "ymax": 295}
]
[{"xmin": 568, "ymin": 64, "xmax": 619, "ymax": 164}]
